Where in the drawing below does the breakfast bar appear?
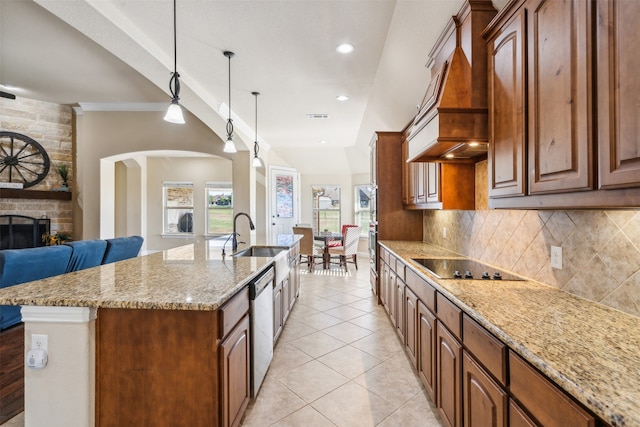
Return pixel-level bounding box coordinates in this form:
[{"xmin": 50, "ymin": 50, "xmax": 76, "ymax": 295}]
[{"xmin": 0, "ymin": 237, "xmax": 300, "ymax": 427}]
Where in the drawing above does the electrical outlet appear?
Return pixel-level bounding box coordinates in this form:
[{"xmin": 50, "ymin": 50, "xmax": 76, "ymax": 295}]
[
  {"xmin": 31, "ymin": 334, "xmax": 48, "ymax": 351},
  {"xmin": 443, "ymin": 227, "xmax": 447, "ymax": 239},
  {"xmin": 551, "ymin": 246, "xmax": 562, "ymax": 270}
]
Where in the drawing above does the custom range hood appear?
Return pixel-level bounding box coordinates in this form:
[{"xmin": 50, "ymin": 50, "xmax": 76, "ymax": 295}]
[{"xmin": 406, "ymin": 0, "xmax": 496, "ymax": 162}]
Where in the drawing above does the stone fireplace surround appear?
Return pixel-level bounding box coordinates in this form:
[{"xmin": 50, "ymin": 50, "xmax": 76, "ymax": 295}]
[{"xmin": 0, "ymin": 97, "xmax": 74, "ymax": 237}]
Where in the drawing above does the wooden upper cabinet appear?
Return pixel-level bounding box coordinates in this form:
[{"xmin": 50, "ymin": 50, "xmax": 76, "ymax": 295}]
[
  {"xmin": 526, "ymin": 0, "xmax": 594, "ymax": 194},
  {"xmin": 487, "ymin": 8, "xmax": 526, "ymax": 198},
  {"xmin": 597, "ymin": 0, "xmax": 640, "ymax": 189}
]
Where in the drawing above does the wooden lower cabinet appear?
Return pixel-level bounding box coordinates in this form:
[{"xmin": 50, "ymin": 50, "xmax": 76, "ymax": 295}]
[
  {"xmin": 509, "ymin": 399, "xmax": 537, "ymax": 427},
  {"xmin": 96, "ymin": 287, "xmax": 252, "ymax": 427},
  {"xmin": 395, "ymin": 278, "xmax": 405, "ymax": 342},
  {"xmin": 418, "ymin": 300, "xmax": 437, "ymax": 402},
  {"xmin": 462, "ymin": 351, "xmax": 507, "ymax": 427},
  {"xmin": 436, "ymin": 321, "xmax": 462, "ymax": 427},
  {"xmin": 404, "ymin": 286, "xmax": 418, "ymax": 368},
  {"xmin": 220, "ymin": 315, "xmax": 250, "ymax": 427},
  {"xmin": 509, "ymin": 352, "xmax": 596, "ymax": 427}
]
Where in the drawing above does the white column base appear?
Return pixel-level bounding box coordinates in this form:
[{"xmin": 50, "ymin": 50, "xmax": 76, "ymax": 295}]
[{"xmin": 21, "ymin": 306, "xmax": 97, "ymax": 427}]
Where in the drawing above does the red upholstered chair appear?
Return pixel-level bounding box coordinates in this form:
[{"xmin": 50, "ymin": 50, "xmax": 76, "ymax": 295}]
[{"xmin": 327, "ymin": 224, "xmax": 358, "ymax": 248}]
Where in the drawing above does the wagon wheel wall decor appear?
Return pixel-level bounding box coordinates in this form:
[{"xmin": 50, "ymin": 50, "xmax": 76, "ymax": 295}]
[{"xmin": 0, "ymin": 131, "xmax": 51, "ymax": 188}]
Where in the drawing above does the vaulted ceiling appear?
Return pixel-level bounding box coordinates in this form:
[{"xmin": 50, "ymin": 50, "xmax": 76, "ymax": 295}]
[{"xmin": 0, "ymin": 0, "xmax": 504, "ymax": 175}]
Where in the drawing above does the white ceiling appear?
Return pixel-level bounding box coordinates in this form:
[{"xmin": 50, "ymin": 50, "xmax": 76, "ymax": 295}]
[{"xmin": 0, "ymin": 0, "xmax": 502, "ymax": 176}]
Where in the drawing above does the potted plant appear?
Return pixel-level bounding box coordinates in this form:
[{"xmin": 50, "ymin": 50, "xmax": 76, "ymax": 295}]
[{"xmin": 56, "ymin": 162, "xmax": 70, "ymax": 191}]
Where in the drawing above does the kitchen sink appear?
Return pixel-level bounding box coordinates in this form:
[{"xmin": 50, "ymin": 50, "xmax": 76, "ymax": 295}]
[
  {"xmin": 233, "ymin": 246, "xmax": 290, "ymax": 285},
  {"xmin": 233, "ymin": 246, "xmax": 287, "ymax": 257}
]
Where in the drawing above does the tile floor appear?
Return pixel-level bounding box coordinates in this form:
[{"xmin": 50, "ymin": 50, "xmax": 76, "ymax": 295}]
[
  {"xmin": 241, "ymin": 258, "xmax": 443, "ymax": 427},
  {"xmin": 0, "ymin": 257, "xmax": 443, "ymax": 427}
]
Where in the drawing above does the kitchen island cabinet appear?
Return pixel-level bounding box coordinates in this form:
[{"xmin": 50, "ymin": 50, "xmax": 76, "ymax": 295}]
[
  {"xmin": 0, "ymin": 236, "xmax": 301, "ymax": 427},
  {"xmin": 379, "ymin": 240, "xmax": 639, "ymax": 427}
]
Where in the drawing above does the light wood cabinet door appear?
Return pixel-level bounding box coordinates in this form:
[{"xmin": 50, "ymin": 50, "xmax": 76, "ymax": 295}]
[
  {"xmin": 437, "ymin": 321, "xmax": 462, "ymax": 427},
  {"xmin": 487, "ymin": 8, "xmax": 526, "ymax": 198},
  {"xmin": 597, "ymin": 0, "xmax": 640, "ymax": 189},
  {"xmin": 418, "ymin": 301, "xmax": 437, "ymax": 402},
  {"xmin": 527, "ymin": 0, "xmax": 594, "ymax": 194},
  {"xmin": 220, "ymin": 314, "xmax": 251, "ymax": 427},
  {"xmin": 462, "ymin": 352, "xmax": 507, "ymax": 427}
]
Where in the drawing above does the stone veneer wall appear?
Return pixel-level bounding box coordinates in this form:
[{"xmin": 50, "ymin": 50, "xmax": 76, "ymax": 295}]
[
  {"xmin": 423, "ymin": 208, "xmax": 640, "ymax": 318},
  {"xmin": 0, "ymin": 97, "xmax": 73, "ymax": 236}
]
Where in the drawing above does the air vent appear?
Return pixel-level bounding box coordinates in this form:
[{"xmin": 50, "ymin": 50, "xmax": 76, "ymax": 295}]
[{"xmin": 306, "ymin": 114, "xmax": 329, "ymax": 119}]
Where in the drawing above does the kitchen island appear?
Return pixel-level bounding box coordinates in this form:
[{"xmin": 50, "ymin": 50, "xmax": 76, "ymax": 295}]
[
  {"xmin": 380, "ymin": 240, "xmax": 640, "ymax": 427},
  {"xmin": 0, "ymin": 236, "xmax": 301, "ymax": 427}
]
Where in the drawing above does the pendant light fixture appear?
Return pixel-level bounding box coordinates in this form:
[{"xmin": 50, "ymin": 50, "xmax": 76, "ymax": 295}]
[
  {"xmin": 223, "ymin": 51, "xmax": 237, "ymax": 153},
  {"xmin": 164, "ymin": 0, "xmax": 185, "ymax": 124},
  {"xmin": 251, "ymin": 91, "xmax": 264, "ymax": 168}
]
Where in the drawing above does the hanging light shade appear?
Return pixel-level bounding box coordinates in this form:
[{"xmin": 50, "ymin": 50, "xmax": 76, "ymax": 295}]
[
  {"xmin": 164, "ymin": 0, "xmax": 185, "ymax": 124},
  {"xmin": 251, "ymin": 91, "xmax": 264, "ymax": 168},
  {"xmin": 223, "ymin": 51, "xmax": 237, "ymax": 153}
]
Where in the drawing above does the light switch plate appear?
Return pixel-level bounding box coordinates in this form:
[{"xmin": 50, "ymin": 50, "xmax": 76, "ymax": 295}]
[{"xmin": 551, "ymin": 246, "xmax": 562, "ymax": 270}]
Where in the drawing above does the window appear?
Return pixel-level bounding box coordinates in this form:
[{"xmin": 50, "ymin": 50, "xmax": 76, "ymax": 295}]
[
  {"xmin": 163, "ymin": 182, "xmax": 194, "ymax": 234},
  {"xmin": 206, "ymin": 182, "xmax": 233, "ymax": 235},
  {"xmin": 354, "ymin": 185, "xmax": 372, "ymax": 236},
  {"xmin": 312, "ymin": 185, "xmax": 340, "ymax": 233}
]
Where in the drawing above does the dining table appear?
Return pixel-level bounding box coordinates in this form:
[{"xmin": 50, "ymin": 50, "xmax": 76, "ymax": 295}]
[{"xmin": 314, "ymin": 232, "xmax": 343, "ymax": 269}]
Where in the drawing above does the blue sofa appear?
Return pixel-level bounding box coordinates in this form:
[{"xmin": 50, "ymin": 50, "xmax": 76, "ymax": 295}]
[
  {"xmin": 0, "ymin": 245, "xmax": 72, "ymax": 330},
  {"xmin": 0, "ymin": 235, "xmax": 144, "ymax": 330}
]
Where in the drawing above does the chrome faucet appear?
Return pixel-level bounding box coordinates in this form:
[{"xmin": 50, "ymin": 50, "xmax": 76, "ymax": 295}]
[{"xmin": 232, "ymin": 212, "xmax": 255, "ymax": 252}]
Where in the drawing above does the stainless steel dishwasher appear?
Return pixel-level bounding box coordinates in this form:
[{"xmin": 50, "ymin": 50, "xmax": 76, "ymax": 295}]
[{"xmin": 250, "ymin": 266, "xmax": 274, "ymax": 398}]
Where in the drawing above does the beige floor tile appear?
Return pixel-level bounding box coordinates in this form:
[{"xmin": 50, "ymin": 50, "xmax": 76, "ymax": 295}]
[
  {"xmin": 324, "ymin": 292, "xmax": 363, "ymax": 304},
  {"xmin": 348, "ymin": 287, "xmax": 375, "ymax": 299},
  {"xmin": 277, "ymin": 320, "xmax": 318, "ymax": 343},
  {"xmin": 317, "ymin": 345, "xmax": 383, "ymax": 379},
  {"xmin": 347, "ymin": 297, "xmax": 380, "ymax": 313},
  {"xmin": 348, "ymin": 312, "xmax": 394, "ymax": 332},
  {"xmin": 324, "ymin": 305, "xmax": 368, "ymax": 321},
  {"xmin": 378, "ymin": 389, "xmax": 443, "ymax": 427},
  {"xmin": 350, "ymin": 329, "xmax": 404, "ymax": 361},
  {"xmin": 277, "ymin": 360, "xmax": 349, "ymax": 403},
  {"xmin": 354, "ymin": 352, "xmax": 424, "ymax": 408},
  {"xmin": 298, "ymin": 297, "xmax": 343, "ymax": 312},
  {"xmin": 289, "ymin": 330, "xmax": 346, "ymax": 358},
  {"xmin": 269, "ymin": 342, "xmax": 314, "ymax": 379},
  {"xmin": 270, "ymin": 405, "xmax": 336, "ymax": 427},
  {"xmin": 311, "ymin": 381, "xmax": 398, "ymax": 427},
  {"xmin": 322, "ymin": 321, "xmax": 374, "ymax": 344},
  {"xmin": 298, "ymin": 311, "xmax": 344, "ymax": 330},
  {"xmin": 241, "ymin": 375, "xmax": 306, "ymax": 426}
]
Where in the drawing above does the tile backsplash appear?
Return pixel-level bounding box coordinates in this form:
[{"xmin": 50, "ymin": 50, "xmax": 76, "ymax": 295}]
[{"xmin": 423, "ymin": 209, "xmax": 640, "ymax": 318}]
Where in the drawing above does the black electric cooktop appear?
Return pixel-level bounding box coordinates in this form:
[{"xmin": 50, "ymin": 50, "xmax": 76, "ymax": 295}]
[{"xmin": 412, "ymin": 258, "xmax": 524, "ymax": 281}]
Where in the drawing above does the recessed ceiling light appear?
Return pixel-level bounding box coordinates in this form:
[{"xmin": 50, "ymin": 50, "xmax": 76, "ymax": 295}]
[
  {"xmin": 336, "ymin": 43, "xmax": 354, "ymax": 54},
  {"xmin": 319, "ymin": 140, "xmax": 328, "ymax": 144},
  {"xmin": 336, "ymin": 95, "xmax": 349, "ymax": 102}
]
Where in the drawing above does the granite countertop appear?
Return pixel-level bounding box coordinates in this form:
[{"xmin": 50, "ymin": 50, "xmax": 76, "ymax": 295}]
[
  {"xmin": 380, "ymin": 240, "xmax": 640, "ymax": 427},
  {"xmin": 0, "ymin": 235, "xmax": 301, "ymax": 311}
]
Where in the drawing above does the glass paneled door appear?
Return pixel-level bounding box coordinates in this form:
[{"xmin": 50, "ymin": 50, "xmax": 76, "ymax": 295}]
[{"xmin": 269, "ymin": 166, "xmax": 299, "ymax": 238}]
